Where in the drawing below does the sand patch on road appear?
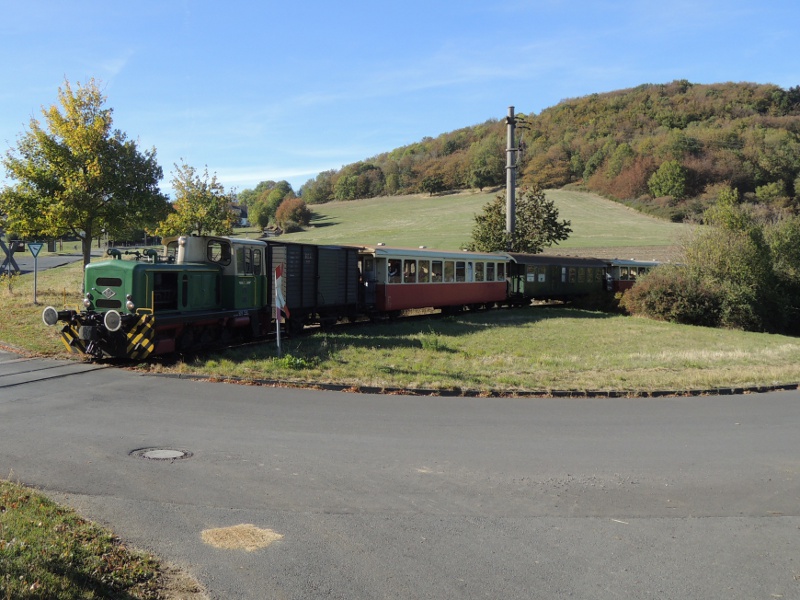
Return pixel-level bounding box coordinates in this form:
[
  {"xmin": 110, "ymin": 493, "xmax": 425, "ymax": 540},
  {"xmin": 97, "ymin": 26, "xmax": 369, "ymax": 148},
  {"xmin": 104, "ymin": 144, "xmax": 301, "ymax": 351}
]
[{"xmin": 201, "ymin": 524, "xmax": 283, "ymax": 551}]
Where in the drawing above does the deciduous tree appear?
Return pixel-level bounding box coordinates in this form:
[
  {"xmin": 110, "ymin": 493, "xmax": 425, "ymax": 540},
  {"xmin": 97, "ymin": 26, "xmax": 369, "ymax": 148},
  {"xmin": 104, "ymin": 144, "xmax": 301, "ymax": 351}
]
[
  {"xmin": 0, "ymin": 79, "xmax": 169, "ymax": 266},
  {"xmin": 154, "ymin": 162, "xmax": 236, "ymax": 237},
  {"xmin": 648, "ymin": 160, "xmax": 687, "ymax": 200},
  {"xmin": 420, "ymin": 173, "xmax": 445, "ymax": 196},
  {"xmin": 275, "ymin": 197, "xmax": 311, "ymax": 230},
  {"xmin": 468, "ymin": 186, "xmax": 571, "ymax": 253}
]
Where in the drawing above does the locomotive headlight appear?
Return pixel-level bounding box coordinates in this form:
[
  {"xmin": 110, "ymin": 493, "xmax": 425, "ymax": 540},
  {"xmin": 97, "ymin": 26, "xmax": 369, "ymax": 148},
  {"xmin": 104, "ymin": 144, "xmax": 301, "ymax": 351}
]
[
  {"xmin": 125, "ymin": 294, "xmax": 135, "ymax": 312},
  {"xmin": 83, "ymin": 293, "xmax": 92, "ymax": 308}
]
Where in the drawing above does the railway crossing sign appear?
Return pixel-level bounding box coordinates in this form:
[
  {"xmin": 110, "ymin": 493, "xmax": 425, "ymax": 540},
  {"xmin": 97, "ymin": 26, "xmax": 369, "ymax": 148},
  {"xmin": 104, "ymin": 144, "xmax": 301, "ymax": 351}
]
[{"xmin": 0, "ymin": 238, "xmax": 20, "ymax": 275}]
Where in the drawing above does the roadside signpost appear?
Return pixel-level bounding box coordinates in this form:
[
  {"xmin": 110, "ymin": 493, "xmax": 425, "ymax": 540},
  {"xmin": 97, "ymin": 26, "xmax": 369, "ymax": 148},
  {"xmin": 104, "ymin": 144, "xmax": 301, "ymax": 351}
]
[{"xmin": 28, "ymin": 242, "xmax": 44, "ymax": 305}]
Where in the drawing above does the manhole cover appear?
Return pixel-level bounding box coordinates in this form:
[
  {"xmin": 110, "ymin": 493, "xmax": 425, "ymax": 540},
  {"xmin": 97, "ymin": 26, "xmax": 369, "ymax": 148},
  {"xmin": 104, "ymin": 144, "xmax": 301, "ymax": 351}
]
[{"xmin": 130, "ymin": 447, "xmax": 193, "ymax": 461}]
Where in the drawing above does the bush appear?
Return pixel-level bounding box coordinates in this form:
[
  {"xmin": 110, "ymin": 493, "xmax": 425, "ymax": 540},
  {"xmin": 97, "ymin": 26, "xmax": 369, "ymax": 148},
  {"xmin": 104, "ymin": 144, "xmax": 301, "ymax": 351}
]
[
  {"xmin": 715, "ymin": 281, "xmax": 761, "ymax": 331},
  {"xmin": 621, "ymin": 266, "xmax": 722, "ymax": 327},
  {"xmin": 282, "ymin": 220, "xmax": 304, "ymax": 233},
  {"xmin": 275, "ymin": 198, "xmax": 311, "ymax": 229}
]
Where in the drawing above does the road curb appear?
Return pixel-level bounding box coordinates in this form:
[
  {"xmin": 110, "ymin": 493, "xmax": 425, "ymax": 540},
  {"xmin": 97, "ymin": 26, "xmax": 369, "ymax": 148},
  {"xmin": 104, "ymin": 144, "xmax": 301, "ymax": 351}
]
[{"xmin": 151, "ymin": 371, "xmax": 800, "ymax": 399}]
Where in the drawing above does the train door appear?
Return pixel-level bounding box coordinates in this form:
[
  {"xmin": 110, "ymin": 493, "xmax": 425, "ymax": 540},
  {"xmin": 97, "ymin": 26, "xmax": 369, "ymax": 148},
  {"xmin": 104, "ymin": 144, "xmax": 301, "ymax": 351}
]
[
  {"xmin": 360, "ymin": 254, "xmax": 377, "ymax": 307},
  {"xmin": 507, "ymin": 261, "xmax": 525, "ymax": 298},
  {"xmin": 233, "ymin": 245, "xmax": 263, "ymax": 309}
]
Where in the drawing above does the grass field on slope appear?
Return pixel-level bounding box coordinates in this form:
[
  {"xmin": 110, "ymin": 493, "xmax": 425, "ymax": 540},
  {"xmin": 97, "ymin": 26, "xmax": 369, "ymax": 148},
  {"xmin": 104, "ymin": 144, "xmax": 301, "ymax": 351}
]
[{"xmin": 273, "ymin": 188, "xmax": 691, "ymax": 254}]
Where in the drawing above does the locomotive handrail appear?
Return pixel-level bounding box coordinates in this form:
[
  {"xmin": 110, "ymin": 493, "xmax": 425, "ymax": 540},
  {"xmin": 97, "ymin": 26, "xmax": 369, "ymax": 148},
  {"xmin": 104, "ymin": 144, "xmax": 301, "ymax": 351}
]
[{"xmin": 118, "ymin": 248, "xmax": 168, "ymax": 263}]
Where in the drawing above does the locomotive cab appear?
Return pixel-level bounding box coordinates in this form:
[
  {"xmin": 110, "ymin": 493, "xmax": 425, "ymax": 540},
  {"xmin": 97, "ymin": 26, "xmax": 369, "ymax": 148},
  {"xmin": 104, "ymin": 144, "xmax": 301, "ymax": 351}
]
[{"xmin": 176, "ymin": 235, "xmax": 266, "ymax": 310}]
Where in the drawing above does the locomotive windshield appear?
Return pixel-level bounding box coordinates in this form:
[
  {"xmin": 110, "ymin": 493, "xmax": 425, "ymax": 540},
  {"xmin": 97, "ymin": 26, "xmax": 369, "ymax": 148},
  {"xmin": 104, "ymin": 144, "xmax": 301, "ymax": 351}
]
[
  {"xmin": 165, "ymin": 240, "xmax": 179, "ymax": 261},
  {"xmin": 207, "ymin": 240, "xmax": 232, "ymax": 265}
]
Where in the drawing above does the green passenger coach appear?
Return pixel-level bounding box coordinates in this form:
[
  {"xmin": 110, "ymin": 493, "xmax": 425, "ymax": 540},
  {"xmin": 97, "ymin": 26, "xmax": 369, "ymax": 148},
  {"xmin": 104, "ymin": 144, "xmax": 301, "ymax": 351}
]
[{"xmin": 506, "ymin": 254, "xmax": 608, "ymax": 302}]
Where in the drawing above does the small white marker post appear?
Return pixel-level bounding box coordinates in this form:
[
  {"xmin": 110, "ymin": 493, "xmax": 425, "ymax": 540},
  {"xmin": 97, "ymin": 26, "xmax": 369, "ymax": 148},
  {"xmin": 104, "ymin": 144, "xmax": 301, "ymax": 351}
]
[{"xmin": 28, "ymin": 242, "xmax": 44, "ymax": 305}]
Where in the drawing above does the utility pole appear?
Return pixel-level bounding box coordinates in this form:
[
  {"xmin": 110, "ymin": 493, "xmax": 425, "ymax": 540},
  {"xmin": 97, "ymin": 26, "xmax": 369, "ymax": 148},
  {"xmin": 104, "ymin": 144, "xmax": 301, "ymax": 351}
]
[{"xmin": 505, "ymin": 106, "xmax": 517, "ymax": 251}]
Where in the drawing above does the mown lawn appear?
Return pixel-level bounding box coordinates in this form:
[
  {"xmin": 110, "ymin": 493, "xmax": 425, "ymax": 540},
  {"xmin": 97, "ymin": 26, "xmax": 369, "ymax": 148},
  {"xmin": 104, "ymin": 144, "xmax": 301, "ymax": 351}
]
[{"xmin": 274, "ymin": 189, "xmax": 690, "ymax": 251}]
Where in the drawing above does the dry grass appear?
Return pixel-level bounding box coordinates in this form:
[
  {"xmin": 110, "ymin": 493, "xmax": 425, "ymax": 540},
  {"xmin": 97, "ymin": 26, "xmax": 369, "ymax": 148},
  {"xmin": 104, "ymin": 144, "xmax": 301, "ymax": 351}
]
[
  {"xmin": 142, "ymin": 310, "xmax": 800, "ymax": 394},
  {"xmin": 0, "ymin": 262, "xmax": 85, "ymax": 355}
]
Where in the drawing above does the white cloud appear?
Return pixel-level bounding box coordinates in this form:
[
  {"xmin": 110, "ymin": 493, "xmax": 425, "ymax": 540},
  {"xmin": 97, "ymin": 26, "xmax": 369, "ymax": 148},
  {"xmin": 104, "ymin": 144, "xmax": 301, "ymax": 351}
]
[{"xmin": 96, "ymin": 49, "xmax": 135, "ymax": 78}]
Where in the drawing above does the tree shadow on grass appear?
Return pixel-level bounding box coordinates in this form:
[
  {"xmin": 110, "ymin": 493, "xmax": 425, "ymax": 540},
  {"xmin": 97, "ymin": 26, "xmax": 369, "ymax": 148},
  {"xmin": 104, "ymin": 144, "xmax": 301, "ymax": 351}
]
[
  {"xmin": 308, "ymin": 213, "xmax": 339, "ymax": 228},
  {"xmin": 216, "ymin": 306, "xmax": 619, "ymax": 362}
]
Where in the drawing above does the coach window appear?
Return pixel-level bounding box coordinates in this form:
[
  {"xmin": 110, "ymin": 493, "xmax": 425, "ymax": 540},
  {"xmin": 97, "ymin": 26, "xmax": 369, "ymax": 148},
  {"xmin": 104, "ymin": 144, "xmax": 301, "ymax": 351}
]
[
  {"xmin": 444, "ymin": 261, "xmax": 455, "ymax": 282},
  {"xmin": 456, "ymin": 261, "xmax": 466, "ymax": 282},
  {"xmin": 403, "ymin": 259, "xmax": 417, "ymax": 283},
  {"xmin": 497, "ymin": 262, "xmax": 505, "ymax": 281},
  {"xmin": 569, "ymin": 268, "xmax": 577, "ymax": 283},
  {"xmin": 475, "ymin": 262, "xmax": 484, "ymax": 282},
  {"xmin": 207, "ymin": 240, "xmax": 232, "ymax": 266},
  {"xmin": 620, "ymin": 267, "xmax": 629, "ymax": 281},
  {"xmin": 487, "ymin": 262, "xmax": 495, "ymax": 281},
  {"xmin": 578, "ymin": 268, "xmax": 585, "ymax": 283},
  {"xmin": 418, "ymin": 260, "xmax": 430, "ymax": 283},
  {"xmin": 388, "ymin": 259, "xmax": 402, "ymax": 283},
  {"xmin": 431, "ymin": 260, "xmax": 443, "ymax": 282}
]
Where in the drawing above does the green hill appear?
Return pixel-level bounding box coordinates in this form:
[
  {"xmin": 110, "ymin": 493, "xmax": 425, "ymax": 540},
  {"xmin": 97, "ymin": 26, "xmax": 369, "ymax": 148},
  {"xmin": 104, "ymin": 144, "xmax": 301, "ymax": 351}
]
[
  {"xmin": 274, "ymin": 188, "xmax": 689, "ymax": 261},
  {"xmin": 294, "ymin": 81, "xmax": 800, "ymax": 223}
]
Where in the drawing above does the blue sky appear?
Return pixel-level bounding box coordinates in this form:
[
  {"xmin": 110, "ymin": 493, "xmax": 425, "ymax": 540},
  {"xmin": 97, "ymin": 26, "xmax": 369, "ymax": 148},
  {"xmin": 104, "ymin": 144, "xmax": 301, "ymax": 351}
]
[{"xmin": 0, "ymin": 0, "xmax": 796, "ymax": 197}]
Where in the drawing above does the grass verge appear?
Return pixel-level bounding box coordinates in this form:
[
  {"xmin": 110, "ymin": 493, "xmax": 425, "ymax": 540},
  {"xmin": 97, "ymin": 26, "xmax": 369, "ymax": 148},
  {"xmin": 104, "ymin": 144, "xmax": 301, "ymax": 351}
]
[
  {"xmin": 0, "ymin": 478, "xmax": 160, "ymax": 599},
  {"xmin": 0, "ymin": 261, "xmax": 85, "ymax": 355},
  {"xmin": 142, "ymin": 309, "xmax": 800, "ymax": 394},
  {"xmin": 4, "ymin": 259, "xmax": 800, "ymax": 393}
]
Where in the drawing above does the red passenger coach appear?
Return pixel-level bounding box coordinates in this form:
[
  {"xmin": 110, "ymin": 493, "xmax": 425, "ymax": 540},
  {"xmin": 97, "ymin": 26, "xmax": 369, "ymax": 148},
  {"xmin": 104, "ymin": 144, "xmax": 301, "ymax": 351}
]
[
  {"xmin": 359, "ymin": 245, "xmax": 509, "ymax": 314},
  {"xmin": 607, "ymin": 259, "xmax": 660, "ymax": 293}
]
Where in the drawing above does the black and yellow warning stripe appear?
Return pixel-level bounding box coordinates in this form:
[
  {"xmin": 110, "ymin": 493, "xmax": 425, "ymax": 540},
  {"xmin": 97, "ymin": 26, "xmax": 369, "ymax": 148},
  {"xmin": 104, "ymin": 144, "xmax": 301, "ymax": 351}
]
[
  {"xmin": 126, "ymin": 314, "xmax": 156, "ymax": 360},
  {"xmin": 59, "ymin": 324, "xmax": 86, "ymax": 355}
]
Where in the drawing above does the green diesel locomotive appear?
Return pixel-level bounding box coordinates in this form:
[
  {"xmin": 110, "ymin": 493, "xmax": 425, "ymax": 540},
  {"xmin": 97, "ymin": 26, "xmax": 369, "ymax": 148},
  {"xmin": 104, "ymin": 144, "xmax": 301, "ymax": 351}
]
[{"xmin": 43, "ymin": 236, "xmax": 265, "ymax": 359}]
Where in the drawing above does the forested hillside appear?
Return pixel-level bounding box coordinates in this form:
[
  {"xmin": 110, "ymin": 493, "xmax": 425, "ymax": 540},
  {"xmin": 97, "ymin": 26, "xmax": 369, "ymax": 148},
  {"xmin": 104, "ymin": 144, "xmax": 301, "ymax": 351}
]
[{"xmin": 299, "ymin": 81, "xmax": 800, "ymax": 222}]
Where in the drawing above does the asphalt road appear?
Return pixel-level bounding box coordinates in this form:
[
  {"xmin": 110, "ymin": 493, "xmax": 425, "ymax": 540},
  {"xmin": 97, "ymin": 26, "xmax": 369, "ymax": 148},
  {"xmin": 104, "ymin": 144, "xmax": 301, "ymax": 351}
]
[
  {"xmin": 7, "ymin": 251, "xmax": 90, "ymax": 275},
  {"xmin": 1, "ymin": 350, "xmax": 799, "ymax": 599}
]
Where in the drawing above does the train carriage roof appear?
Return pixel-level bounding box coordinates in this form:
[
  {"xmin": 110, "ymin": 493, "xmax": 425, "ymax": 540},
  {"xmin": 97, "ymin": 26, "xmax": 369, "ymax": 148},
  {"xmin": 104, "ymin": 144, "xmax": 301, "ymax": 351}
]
[
  {"xmin": 361, "ymin": 245, "xmax": 511, "ymax": 261},
  {"xmin": 607, "ymin": 258, "xmax": 662, "ymax": 268},
  {"xmin": 506, "ymin": 253, "xmax": 608, "ymax": 268}
]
